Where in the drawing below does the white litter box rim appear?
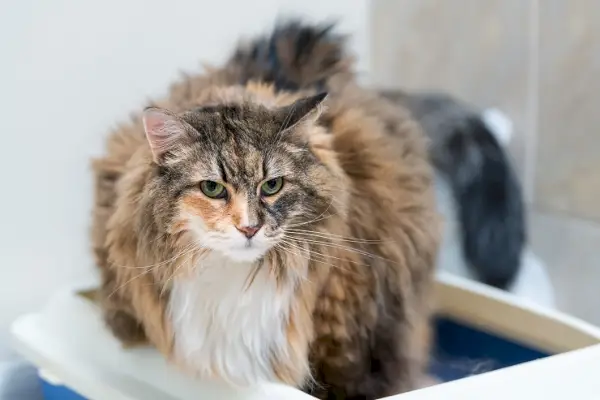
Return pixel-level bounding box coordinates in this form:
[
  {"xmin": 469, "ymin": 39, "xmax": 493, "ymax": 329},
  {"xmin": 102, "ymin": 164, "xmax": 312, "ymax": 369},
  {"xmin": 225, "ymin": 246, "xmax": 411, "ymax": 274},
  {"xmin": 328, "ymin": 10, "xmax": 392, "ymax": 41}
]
[
  {"xmin": 11, "ymin": 287, "xmax": 313, "ymax": 400},
  {"xmin": 434, "ymin": 272, "xmax": 600, "ymax": 353},
  {"xmin": 10, "ymin": 273, "xmax": 600, "ymax": 400}
]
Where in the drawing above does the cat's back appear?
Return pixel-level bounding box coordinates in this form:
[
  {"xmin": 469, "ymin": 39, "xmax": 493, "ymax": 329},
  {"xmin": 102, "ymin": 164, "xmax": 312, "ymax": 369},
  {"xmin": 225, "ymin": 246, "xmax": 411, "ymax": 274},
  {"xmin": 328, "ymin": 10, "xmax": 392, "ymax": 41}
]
[
  {"xmin": 324, "ymin": 81, "xmax": 434, "ymax": 212},
  {"xmin": 315, "ymin": 80, "xmax": 438, "ymax": 292},
  {"xmin": 307, "ymin": 83, "xmax": 439, "ymax": 398},
  {"xmin": 326, "ymin": 80, "xmax": 431, "ymax": 168}
]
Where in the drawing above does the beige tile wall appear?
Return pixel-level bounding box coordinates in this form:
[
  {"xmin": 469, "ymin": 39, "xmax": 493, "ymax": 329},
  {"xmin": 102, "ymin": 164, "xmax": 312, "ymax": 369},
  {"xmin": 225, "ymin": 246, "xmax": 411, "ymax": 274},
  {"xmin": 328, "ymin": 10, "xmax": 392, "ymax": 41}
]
[
  {"xmin": 530, "ymin": 210, "xmax": 600, "ymax": 324},
  {"xmin": 370, "ymin": 0, "xmax": 536, "ymax": 195},
  {"xmin": 536, "ymin": 1, "xmax": 600, "ymax": 221},
  {"xmin": 370, "ymin": 0, "xmax": 600, "ymax": 324}
]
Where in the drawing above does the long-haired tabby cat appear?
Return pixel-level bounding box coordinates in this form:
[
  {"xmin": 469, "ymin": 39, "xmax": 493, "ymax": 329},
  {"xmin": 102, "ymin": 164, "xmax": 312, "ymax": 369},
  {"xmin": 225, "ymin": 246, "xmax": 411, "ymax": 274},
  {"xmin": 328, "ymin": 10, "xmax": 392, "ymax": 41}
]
[{"xmin": 91, "ymin": 22, "xmax": 439, "ymax": 399}]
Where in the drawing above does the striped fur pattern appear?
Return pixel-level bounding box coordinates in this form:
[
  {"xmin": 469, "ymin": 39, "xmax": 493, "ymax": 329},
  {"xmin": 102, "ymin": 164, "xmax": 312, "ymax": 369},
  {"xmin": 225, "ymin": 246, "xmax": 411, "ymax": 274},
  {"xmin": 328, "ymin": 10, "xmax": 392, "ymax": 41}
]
[{"xmin": 92, "ymin": 22, "xmax": 439, "ymax": 398}]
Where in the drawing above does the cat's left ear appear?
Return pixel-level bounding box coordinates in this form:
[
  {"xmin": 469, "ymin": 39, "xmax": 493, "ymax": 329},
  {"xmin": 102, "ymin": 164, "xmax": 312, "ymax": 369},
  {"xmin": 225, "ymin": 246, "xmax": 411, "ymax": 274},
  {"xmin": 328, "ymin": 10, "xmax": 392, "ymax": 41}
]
[
  {"xmin": 275, "ymin": 92, "xmax": 328, "ymax": 132},
  {"xmin": 142, "ymin": 107, "xmax": 189, "ymax": 164}
]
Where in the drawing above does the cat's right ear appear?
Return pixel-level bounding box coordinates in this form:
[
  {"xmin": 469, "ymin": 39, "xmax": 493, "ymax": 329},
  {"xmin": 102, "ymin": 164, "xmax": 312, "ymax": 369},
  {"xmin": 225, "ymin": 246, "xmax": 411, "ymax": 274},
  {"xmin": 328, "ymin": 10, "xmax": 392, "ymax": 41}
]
[{"xmin": 142, "ymin": 108, "xmax": 188, "ymax": 164}]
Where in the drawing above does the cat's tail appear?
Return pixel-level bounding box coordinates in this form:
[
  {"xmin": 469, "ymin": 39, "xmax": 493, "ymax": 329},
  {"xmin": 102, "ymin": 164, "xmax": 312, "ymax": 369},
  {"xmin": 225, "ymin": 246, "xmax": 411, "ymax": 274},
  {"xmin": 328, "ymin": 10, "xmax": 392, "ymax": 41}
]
[
  {"xmin": 445, "ymin": 111, "xmax": 526, "ymax": 289},
  {"xmin": 228, "ymin": 20, "xmax": 352, "ymax": 92}
]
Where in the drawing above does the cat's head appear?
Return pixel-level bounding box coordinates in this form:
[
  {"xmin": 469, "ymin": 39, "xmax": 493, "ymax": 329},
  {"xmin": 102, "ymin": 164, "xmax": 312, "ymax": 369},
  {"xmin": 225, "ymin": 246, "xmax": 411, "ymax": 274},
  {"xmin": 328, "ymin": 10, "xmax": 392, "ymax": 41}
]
[{"xmin": 142, "ymin": 92, "xmax": 346, "ymax": 263}]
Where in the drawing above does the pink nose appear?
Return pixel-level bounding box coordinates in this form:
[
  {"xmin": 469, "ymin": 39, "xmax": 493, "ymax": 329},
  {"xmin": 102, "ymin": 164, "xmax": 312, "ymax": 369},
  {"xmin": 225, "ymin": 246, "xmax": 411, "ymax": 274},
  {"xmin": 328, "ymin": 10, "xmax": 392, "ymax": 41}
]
[{"xmin": 236, "ymin": 225, "xmax": 261, "ymax": 239}]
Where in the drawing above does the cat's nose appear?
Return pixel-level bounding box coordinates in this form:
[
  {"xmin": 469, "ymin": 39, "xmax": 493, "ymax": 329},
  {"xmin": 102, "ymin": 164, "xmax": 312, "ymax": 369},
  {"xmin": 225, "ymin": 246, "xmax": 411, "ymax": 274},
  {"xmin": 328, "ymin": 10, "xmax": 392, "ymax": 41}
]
[{"xmin": 236, "ymin": 224, "xmax": 262, "ymax": 239}]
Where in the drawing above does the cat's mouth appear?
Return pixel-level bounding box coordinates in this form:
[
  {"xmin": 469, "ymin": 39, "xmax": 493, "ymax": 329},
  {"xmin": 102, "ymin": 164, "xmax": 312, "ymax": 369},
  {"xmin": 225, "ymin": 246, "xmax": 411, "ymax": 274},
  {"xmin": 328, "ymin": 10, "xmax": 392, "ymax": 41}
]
[{"xmin": 199, "ymin": 230, "xmax": 279, "ymax": 263}]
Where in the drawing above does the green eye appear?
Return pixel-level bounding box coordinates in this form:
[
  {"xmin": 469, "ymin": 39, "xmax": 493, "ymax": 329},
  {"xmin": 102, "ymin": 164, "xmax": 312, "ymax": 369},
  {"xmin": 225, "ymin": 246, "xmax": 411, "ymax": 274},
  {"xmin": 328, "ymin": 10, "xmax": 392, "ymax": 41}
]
[
  {"xmin": 200, "ymin": 180, "xmax": 226, "ymax": 199},
  {"xmin": 260, "ymin": 177, "xmax": 284, "ymax": 196}
]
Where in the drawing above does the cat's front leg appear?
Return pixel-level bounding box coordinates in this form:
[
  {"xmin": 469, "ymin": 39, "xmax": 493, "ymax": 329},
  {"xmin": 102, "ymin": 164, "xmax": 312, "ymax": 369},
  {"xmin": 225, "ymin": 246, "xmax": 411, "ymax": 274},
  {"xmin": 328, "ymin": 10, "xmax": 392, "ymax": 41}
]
[{"xmin": 98, "ymin": 267, "xmax": 148, "ymax": 346}]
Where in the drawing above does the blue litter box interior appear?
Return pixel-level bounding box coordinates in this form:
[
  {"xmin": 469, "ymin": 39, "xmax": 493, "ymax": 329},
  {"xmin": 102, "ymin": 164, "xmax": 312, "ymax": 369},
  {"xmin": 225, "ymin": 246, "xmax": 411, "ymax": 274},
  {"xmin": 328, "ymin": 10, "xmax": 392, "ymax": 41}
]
[
  {"xmin": 430, "ymin": 316, "xmax": 548, "ymax": 381},
  {"xmin": 39, "ymin": 315, "xmax": 550, "ymax": 399}
]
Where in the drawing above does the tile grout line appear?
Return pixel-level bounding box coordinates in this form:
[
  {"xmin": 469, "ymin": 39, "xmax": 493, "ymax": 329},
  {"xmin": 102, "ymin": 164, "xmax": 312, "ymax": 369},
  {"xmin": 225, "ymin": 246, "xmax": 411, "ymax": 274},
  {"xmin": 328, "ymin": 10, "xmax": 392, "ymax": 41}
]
[{"xmin": 525, "ymin": 0, "xmax": 540, "ymax": 205}]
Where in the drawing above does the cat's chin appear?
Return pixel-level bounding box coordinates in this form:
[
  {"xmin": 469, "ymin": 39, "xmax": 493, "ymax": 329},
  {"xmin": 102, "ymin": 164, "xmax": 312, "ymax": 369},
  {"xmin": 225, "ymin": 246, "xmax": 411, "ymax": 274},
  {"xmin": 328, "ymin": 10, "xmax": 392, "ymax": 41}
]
[{"xmin": 216, "ymin": 246, "xmax": 270, "ymax": 263}]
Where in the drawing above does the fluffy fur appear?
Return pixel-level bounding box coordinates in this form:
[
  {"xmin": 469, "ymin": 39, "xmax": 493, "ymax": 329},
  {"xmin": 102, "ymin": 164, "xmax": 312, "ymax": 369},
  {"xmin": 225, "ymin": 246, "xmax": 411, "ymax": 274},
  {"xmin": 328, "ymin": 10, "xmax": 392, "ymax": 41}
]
[
  {"xmin": 382, "ymin": 91, "xmax": 554, "ymax": 307},
  {"xmin": 168, "ymin": 250, "xmax": 303, "ymax": 385},
  {"xmin": 92, "ymin": 22, "xmax": 439, "ymax": 399},
  {"xmin": 383, "ymin": 91, "xmax": 524, "ymax": 288}
]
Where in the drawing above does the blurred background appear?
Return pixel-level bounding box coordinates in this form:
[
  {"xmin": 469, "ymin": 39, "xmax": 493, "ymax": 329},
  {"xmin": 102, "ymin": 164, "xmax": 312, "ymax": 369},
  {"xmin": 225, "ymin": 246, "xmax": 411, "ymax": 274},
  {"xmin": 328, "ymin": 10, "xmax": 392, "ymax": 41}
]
[
  {"xmin": 0, "ymin": 0, "xmax": 598, "ymax": 366},
  {"xmin": 371, "ymin": 0, "xmax": 600, "ymax": 326}
]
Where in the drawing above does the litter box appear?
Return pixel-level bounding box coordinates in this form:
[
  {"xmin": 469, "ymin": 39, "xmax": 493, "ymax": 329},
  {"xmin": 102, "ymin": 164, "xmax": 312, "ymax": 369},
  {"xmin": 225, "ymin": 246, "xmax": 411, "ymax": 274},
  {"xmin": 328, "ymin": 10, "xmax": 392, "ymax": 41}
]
[{"xmin": 11, "ymin": 272, "xmax": 600, "ymax": 400}]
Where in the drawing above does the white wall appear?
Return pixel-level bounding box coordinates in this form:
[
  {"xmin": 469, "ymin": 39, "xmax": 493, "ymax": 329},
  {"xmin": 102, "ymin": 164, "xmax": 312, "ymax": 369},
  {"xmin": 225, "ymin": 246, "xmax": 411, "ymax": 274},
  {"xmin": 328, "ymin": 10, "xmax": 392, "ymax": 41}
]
[{"xmin": 0, "ymin": 0, "xmax": 368, "ymax": 360}]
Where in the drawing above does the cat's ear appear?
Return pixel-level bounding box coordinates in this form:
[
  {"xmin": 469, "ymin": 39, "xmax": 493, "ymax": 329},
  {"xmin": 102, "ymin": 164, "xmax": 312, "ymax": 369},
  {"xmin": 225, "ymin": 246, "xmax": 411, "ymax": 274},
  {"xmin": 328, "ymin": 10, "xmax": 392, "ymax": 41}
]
[
  {"xmin": 142, "ymin": 107, "xmax": 188, "ymax": 164},
  {"xmin": 276, "ymin": 92, "xmax": 328, "ymax": 132}
]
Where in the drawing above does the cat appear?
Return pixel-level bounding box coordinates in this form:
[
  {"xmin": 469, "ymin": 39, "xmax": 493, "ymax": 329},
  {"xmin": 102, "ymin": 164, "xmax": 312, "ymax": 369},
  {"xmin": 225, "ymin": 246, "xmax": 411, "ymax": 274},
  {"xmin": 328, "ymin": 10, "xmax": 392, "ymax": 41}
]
[
  {"xmin": 382, "ymin": 91, "xmax": 555, "ymax": 308},
  {"xmin": 91, "ymin": 22, "xmax": 440, "ymax": 399}
]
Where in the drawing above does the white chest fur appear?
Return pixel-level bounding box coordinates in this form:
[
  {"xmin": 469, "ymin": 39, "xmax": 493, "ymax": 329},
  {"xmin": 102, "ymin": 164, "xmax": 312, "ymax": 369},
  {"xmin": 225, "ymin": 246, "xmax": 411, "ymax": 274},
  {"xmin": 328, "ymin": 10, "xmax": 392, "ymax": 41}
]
[{"xmin": 168, "ymin": 251, "xmax": 296, "ymax": 385}]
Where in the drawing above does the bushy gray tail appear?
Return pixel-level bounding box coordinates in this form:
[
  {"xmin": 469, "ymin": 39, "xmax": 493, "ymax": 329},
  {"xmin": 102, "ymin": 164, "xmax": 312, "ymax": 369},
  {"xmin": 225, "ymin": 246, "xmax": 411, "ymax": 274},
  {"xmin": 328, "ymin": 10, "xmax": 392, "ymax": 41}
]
[
  {"xmin": 228, "ymin": 20, "xmax": 351, "ymax": 92},
  {"xmin": 390, "ymin": 92, "xmax": 526, "ymax": 289},
  {"xmin": 448, "ymin": 116, "xmax": 525, "ymax": 289}
]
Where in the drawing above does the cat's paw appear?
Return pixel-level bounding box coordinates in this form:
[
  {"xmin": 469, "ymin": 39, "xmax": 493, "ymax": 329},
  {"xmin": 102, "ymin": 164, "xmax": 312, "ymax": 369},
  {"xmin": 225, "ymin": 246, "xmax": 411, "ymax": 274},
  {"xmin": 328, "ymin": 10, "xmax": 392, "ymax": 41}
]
[
  {"xmin": 418, "ymin": 374, "xmax": 441, "ymax": 388},
  {"xmin": 104, "ymin": 309, "xmax": 148, "ymax": 347}
]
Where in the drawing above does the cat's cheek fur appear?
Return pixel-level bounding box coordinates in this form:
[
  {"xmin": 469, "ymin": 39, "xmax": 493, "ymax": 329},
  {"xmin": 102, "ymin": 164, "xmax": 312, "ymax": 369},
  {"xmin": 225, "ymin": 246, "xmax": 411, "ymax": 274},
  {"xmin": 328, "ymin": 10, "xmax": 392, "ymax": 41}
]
[{"xmin": 167, "ymin": 251, "xmax": 311, "ymax": 386}]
